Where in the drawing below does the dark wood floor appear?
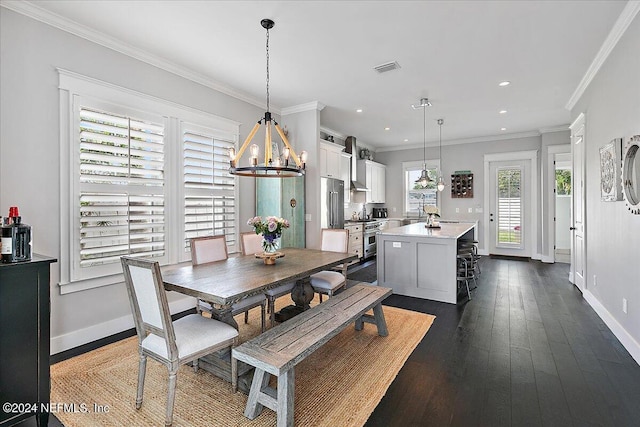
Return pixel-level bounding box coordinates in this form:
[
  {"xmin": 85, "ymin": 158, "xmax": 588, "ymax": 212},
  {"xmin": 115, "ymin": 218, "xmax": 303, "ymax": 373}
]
[{"xmin": 366, "ymin": 257, "xmax": 640, "ymax": 427}]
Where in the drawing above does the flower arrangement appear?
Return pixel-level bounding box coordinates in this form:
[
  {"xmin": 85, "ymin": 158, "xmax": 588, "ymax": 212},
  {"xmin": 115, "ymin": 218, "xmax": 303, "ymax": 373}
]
[
  {"xmin": 247, "ymin": 216, "xmax": 290, "ymax": 253},
  {"xmin": 423, "ymin": 205, "xmax": 440, "ymax": 227},
  {"xmin": 423, "ymin": 205, "xmax": 440, "ymax": 216}
]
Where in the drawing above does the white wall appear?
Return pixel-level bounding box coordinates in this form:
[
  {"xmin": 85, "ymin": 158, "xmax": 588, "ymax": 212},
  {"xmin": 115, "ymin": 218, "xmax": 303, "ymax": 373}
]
[
  {"xmin": 571, "ymin": 12, "xmax": 640, "ymax": 359},
  {"xmin": 0, "ymin": 9, "xmax": 267, "ymax": 353}
]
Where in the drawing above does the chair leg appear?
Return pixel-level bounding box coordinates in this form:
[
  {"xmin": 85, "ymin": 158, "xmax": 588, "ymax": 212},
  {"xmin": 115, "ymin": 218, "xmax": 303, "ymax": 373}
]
[
  {"xmin": 136, "ymin": 353, "xmax": 147, "ymax": 409},
  {"xmin": 165, "ymin": 369, "xmax": 177, "ymax": 427},
  {"xmin": 260, "ymin": 301, "xmax": 266, "ymax": 333},
  {"xmin": 244, "ymin": 310, "xmax": 249, "ymax": 324},
  {"xmin": 319, "ymin": 293, "xmax": 323, "ymax": 303},
  {"xmin": 268, "ymin": 296, "xmax": 276, "ymax": 328},
  {"xmin": 192, "ymin": 358, "xmax": 198, "ymax": 373},
  {"xmin": 466, "ymin": 279, "xmax": 472, "ymax": 301}
]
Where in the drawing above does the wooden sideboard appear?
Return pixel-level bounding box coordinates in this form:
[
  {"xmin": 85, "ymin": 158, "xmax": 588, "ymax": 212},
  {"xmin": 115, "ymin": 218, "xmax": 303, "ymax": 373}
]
[{"xmin": 0, "ymin": 255, "xmax": 56, "ymax": 427}]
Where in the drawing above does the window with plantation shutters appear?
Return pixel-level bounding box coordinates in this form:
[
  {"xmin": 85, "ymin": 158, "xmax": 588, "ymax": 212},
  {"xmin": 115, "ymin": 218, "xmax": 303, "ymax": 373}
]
[
  {"xmin": 59, "ymin": 71, "xmax": 240, "ymax": 292},
  {"xmin": 183, "ymin": 123, "xmax": 237, "ymax": 255},
  {"xmin": 78, "ymin": 106, "xmax": 166, "ymax": 276}
]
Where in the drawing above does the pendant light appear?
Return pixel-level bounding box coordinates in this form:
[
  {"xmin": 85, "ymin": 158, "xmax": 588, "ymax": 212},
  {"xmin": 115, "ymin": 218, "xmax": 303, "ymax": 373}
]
[
  {"xmin": 412, "ymin": 97, "xmax": 432, "ymax": 188},
  {"xmin": 228, "ymin": 19, "xmax": 307, "ymax": 177},
  {"xmin": 437, "ymin": 119, "xmax": 445, "ymax": 192}
]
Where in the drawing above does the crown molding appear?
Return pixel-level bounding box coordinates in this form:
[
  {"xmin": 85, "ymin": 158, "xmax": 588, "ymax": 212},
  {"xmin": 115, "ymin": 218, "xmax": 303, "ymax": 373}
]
[
  {"xmin": 281, "ymin": 101, "xmax": 325, "ymax": 116},
  {"xmin": 539, "ymin": 124, "xmax": 569, "ymax": 134},
  {"xmin": 319, "ymin": 126, "xmax": 347, "ymax": 140},
  {"xmin": 375, "ymin": 130, "xmax": 541, "ymax": 152},
  {"xmin": 565, "ymin": 1, "xmax": 640, "ymax": 110},
  {"xmin": 1, "ymin": 0, "xmax": 278, "ymax": 113}
]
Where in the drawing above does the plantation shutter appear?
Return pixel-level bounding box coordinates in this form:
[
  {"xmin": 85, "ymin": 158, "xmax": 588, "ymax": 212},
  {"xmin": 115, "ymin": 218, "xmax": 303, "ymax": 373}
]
[
  {"xmin": 78, "ymin": 107, "xmax": 166, "ymax": 272},
  {"xmin": 183, "ymin": 124, "xmax": 237, "ymax": 253}
]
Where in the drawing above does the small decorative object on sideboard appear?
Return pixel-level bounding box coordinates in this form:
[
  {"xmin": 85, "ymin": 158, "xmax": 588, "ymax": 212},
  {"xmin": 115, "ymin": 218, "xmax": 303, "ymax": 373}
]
[
  {"xmin": 1, "ymin": 206, "xmax": 32, "ymax": 263},
  {"xmin": 451, "ymin": 171, "xmax": 474, "ymax": 198}
]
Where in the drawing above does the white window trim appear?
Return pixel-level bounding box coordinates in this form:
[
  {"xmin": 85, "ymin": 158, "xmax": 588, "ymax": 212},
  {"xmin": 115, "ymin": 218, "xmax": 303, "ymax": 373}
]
[
  {"xmin": 58, "ymin": 69, "xmax": 240, "ymax": 294},
  {"xmin": 402, "ymin": 159, "xmax": 441, "ymax": 217}
]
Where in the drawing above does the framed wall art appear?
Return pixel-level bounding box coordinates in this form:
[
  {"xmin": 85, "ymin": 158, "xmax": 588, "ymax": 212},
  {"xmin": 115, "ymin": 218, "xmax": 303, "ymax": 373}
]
[{"xmin": 599, "ymin": 138, "xmax": 623, "ymax": 201}]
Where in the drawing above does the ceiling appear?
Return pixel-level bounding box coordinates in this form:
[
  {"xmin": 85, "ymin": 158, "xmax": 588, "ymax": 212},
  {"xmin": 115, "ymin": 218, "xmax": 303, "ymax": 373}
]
[{"xmin": 19, "ymin": 1, "xmax": 628, "ymax": 149}]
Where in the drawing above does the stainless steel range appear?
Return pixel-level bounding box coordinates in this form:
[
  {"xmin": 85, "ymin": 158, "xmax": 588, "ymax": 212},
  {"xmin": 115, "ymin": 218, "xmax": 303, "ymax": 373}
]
[{"xmin": 363, "ymin": 220, "xmax": 382, "ymax": 259}]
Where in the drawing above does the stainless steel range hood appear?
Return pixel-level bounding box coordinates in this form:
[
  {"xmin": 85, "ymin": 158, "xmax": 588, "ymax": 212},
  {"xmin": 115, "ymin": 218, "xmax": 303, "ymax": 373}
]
[{"xmin": 344, "ymin": 136, "xmax": 369, "ymax": 191}]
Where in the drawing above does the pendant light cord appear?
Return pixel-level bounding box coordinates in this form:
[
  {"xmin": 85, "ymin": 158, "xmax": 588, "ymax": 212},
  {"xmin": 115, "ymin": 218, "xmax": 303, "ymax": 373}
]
[{"xmin": 423, "ymin": 105, "xmax": 426, "ymax": 167}]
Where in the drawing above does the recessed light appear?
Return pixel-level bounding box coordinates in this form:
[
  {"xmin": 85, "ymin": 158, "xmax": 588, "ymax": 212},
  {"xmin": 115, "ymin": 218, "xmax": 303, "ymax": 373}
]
[
  {"xmin": 356, "ymin": 109, "xmax": 363, "ymax": 113},
  {"xmin": 404, "ymin": 139, "xmax": 409, "ymax": 142},
  {"xmin": 384, "ymin": 127, "xmax": 390, "ymax": 131},
  {"xmin": 499, "ymin": 81, "xmax": 511, "ymax": 87},
  {"xmin": 501, "ymin": 127, "xmax": 507, "ymax": 131},
  {"xmin": 499, "ymin": 110, "xmax": 507, "ymax": 114}
]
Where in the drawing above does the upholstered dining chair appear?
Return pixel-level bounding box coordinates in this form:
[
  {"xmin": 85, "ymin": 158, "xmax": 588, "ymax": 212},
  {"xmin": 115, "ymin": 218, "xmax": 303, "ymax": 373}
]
[
  {"xmin": 241, "ymin": 232, "xmax": 295, "ymax": 328},
  {"xmin": 191, "ymin": 235, "xmax": 266, "ymax": 332},
  {"xmin": 310, "ymin": 228, "xmax": 350, "ymax": 302},
  {"xmin": 120, "ymin": 256, "xmax": 238, "ymax": 427}
]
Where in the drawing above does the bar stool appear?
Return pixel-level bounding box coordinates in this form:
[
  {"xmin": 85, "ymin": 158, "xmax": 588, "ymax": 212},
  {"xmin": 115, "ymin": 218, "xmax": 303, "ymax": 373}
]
[
  {"xmin": 458, "ymin": 239, "xmax": 481, "ymax": 276},
  {"xmin": 456, "ymin": 254, "xmax": 475, "ymax": 301}
]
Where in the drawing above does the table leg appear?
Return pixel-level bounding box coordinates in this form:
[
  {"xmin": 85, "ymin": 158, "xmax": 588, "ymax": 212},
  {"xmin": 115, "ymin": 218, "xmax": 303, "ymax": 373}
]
[
  {"xmin": 291, "ymin": 278, "xmax": 314, "ymax": 310},
  {"xmin": 209, "ymin": 304, "xmax": 239, "ymax": 329},
  {"xmin": 274, "ymin": 279, "xmax": 314, "ymax": 323}
]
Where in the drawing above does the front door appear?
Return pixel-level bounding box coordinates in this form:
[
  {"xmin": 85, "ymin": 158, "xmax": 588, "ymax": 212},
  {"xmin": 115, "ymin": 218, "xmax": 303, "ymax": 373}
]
[
  {"xmin": 570, "ymin": 115, "xmax": 586, "ymax": 291},
  {"xmin": 489, "ymin": 160, "xmax": 530, "ymax": 257}
]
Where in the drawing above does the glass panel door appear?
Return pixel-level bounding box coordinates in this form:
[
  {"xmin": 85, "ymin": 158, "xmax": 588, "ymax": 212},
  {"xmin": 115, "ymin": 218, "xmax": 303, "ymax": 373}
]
[{"xmin": 497, "ymin": 167, "xmax": 523, "ymax": 248}]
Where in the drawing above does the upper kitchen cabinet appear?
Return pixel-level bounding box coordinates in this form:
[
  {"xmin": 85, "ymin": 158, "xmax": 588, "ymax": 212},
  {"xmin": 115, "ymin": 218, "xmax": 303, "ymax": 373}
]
[
  {"xmin": 319, "ymin": 140, "xmax": 343, "ymax": 179},
  {"xmin": 340, "ymin": 152, "xmax": 352, "ymax": 203},
  {"xmin": 357, "ymin": 160, "xmax": 386, "ymax": 203}
]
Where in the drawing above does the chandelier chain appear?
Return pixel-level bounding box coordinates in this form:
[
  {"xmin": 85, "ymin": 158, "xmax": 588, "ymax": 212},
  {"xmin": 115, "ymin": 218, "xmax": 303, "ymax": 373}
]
[{"xmin": 265, "ymin": 25, "xmax": 270, "ymax": 113}]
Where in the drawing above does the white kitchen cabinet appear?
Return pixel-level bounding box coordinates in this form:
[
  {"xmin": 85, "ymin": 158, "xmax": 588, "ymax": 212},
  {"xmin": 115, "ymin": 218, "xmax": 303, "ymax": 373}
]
[
  {"xmin": 319, "ymin": 140, "xmax": 343, "ymax": 178},
  {"xmin": 357, "ymin": 160, "xmax": 386, "ymax": 203},
  {"xmin": 340, "ymin": 152, "xmax": 352, "ymax": 203}
]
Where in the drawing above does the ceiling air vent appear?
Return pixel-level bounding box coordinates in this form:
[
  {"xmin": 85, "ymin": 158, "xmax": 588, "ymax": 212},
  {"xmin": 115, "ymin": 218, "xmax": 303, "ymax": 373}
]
[{"xmin": 373, "ymin": 61, "xmax": 401, "ymax": 74}]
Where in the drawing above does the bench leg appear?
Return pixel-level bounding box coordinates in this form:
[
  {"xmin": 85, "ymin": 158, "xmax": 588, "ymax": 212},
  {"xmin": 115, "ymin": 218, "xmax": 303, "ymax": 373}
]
[
  {"xmin": 373, "ymin": 303, "xmax": 389, "ymax": 336},
  {"xmin": 244, "ymin": 368, "xmax": 270, "ymax": 419},
  {"xmin": 355, "ymin": 316, "xmax": 364, "ymax": 331},
  {"xmin": 277, "ymin": 369, "xmax": 295, "ymax": 427}
]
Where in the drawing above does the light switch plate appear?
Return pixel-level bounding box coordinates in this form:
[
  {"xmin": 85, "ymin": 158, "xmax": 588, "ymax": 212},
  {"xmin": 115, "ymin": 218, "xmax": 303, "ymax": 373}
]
[
  {"xmin": 305, "ymin": 214, "xmax": 311, "ymax": 222},
  {"xmin": 392, "ymin": 242, "xmax": 401, "ymax": 248},
  {"xmin": 468, "ymin": 207, "xmax": 473, "ymax": 213},
  {"xmin": 456, "ymin": 208, "xmax": 460, "ymax": 213}
]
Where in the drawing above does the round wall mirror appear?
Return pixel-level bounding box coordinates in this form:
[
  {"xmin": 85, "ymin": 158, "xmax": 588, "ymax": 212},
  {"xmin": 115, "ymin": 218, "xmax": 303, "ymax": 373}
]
[{"xmin": 622, "ymin": 135, "xmax": 640, "ymax": 214}]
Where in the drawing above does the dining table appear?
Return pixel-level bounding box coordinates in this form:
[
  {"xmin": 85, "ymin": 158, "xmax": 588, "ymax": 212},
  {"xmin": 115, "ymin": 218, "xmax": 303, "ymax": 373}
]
[{"xmin": 162, "ymin": 247, "xmax": 357, "ymax": 390}]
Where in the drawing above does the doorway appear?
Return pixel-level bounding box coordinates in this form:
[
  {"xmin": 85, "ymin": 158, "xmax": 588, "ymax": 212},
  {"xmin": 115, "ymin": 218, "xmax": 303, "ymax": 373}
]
[
  {"xmin": 554, "ymin": 154, "xmax": 572, "ymax": 263},
  {"xmin": 489, "ymin": 160, "xmax": 529, "ymax": 256}
]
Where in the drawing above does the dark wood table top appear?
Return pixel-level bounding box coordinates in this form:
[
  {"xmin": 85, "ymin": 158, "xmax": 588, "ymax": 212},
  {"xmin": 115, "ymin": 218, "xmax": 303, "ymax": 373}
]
[{"xmin": 162, "ymin": 248, "xmax": 357, "ymax": 305}]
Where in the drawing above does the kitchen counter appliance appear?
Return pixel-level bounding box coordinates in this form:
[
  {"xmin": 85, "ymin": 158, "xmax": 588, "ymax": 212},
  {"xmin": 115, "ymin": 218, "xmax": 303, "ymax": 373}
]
[{"xmin": 372, "ymin": 207, "xmax": 388, "ymax": 218}]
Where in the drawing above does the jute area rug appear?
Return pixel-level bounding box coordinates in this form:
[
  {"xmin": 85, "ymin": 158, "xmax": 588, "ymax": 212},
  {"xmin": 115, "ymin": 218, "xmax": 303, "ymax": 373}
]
[{"xmin": 51, "ymin": 295, "xmax": 435, "ymax": 427}]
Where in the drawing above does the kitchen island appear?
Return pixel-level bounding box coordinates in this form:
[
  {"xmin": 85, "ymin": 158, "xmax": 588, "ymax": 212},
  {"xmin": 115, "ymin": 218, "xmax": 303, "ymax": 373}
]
[{"xmin": 377, "ymin": 222, "xmax": 476, "ymax": 304}]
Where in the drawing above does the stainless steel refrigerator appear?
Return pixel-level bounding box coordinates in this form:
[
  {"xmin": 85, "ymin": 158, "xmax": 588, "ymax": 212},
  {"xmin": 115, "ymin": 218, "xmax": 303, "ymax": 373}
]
[{"xmin": 321, "ymin": 177, "xmax": 344, "ymax": 229}]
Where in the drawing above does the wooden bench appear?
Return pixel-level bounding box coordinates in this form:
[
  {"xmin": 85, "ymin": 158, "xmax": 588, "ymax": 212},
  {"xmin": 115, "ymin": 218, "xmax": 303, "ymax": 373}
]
[{"xmin": 231, "ymin": 283, "xmax": 392, "ymax": 427}]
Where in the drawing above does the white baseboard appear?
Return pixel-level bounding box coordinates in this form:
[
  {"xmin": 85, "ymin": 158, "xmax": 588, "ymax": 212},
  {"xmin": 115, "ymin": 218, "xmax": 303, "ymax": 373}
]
[
  {"xmin": 478, "ymin": 248, "xmax": 489, "ymax": 256},
  {"xmin": 540, "ymin": 255, "xmax": 554, "ymax": 263},
  {"xmin": 50, "ymin": 296, "xmax": 196, "ymax": 355},
  {"xmin": 583, "ymin": 290, "xmax": 640, "ymax": 365}
]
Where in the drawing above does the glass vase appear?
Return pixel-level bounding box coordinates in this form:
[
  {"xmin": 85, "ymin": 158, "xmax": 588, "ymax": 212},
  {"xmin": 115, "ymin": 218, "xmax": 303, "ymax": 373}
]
[{"xmin": 262, "ymin": 234, "xmax": 280, "ymax": 253}]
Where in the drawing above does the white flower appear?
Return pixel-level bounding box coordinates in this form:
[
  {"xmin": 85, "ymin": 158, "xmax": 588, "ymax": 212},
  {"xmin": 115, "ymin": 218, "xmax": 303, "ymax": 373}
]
[{"xmin": 423, "ymin": 205, "xmax": 440, "ymax": 215}]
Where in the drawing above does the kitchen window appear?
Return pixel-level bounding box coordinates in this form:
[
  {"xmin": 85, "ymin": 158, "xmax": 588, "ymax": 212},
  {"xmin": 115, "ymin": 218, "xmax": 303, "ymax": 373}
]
[
  {"xmin": 402, "ymin": 160, "xmax": 440, "ymax": 217},
  {"xmin": 59, "ymin": 70, "xmax": 239, "ymax": 292}
]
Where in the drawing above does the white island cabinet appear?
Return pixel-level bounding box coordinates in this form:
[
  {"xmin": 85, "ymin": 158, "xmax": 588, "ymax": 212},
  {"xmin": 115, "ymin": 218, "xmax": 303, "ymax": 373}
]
[{"xmin": 377, "ymin": 222, "xmax": 477, "ymax": 304}]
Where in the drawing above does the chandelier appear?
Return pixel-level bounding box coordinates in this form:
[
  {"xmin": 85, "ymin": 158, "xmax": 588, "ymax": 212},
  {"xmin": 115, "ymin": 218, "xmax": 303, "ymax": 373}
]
[
  {"xmin": 437, "ymin": 119, "xmax": 445, "ymax": 191},
  {"xmin": 228, "ymin": 19, "xmax": 307, "ymax": 177},
  {"xmin": 412, "ymin": 97, "xmax": 432, "ymax": 188}
]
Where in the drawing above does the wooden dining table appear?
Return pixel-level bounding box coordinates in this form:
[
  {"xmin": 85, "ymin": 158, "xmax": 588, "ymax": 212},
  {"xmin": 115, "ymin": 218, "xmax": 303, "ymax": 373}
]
[
  {"xmin": 162, "ymin": 247, "xmax": 358, "ymax": 329},
  {"xmin": 161, "ymin": 247, "xmax": 357, "ymax": 389}
]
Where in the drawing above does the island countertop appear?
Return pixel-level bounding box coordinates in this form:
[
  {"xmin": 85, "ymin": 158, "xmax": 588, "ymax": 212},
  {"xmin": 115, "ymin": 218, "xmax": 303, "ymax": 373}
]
[{"xmin": 379, "ymin": 222, "xmax": 476, "ymax": 239}]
